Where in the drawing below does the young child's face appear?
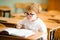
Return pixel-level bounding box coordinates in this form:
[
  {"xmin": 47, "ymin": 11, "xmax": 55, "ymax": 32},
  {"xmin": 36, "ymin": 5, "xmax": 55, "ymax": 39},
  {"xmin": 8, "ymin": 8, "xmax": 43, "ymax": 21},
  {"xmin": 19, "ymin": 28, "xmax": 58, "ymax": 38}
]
[{"xmin": 25, "ymin": 10, "xmax": 37, "ymax": 21}]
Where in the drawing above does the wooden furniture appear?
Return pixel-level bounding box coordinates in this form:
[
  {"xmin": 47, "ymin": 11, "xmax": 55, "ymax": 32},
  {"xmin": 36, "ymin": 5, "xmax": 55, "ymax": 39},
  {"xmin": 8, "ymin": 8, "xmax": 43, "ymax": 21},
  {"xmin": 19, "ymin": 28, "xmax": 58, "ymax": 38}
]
[
  {"xmin": 0, "ymin": 23, "xmax": 6, "ymax": 31},
  {"xmin": 0, "ymin": 17, "xmax": 20, "ymax": 24},
  {"xmin": 0, "ymin": 35, "xmax": 28, "ymax": 40},
  {"xmin": 0, "ymin": 18, "xmax": 59, "ymax": 40},
  {"xmin": 11, "ymin": 13, "xmax": 25, "ymax": 18},
  {"xmin": 15, "ymin": 3, "xmax": 34, "ymax": 13},
  {"xmin": 40, "ymin": 3, "xmax": 47, "ymax": 11},
  {"xmin": 0, "ymin": 11, "xmax": 60, "ymax": 40},
  {"xmin": 0, "ymin": 17, "xmax": 24, "ymax": 27},
  {"xmin": 36, "ymin": 11, "xmax": 60, "ymax": 40},
  {"xmin": 0, "ymin": 11, "xmax": 2, "ymax": 17},
  {"xmin": 0, "ymin": 6, "xmax": 11, "ymax": 17},
  {"xmin": 0, "ymin": 32, "xmax": 44, "ymax": 40},
  {"xmin": 54, "ymin": 27, "xmax": 60, "ymax": 40},
  {"xmin": 48, "ymin": 0, "xmax": 60, "ymax": 11},
  {"xmin": 0, "ymin": 17, "xmax": 20, "ymax": 28},
  {"xmin": 0, "ymin": 27, "xmax": 44, "ymax": 40},
  {"xmin": 15, "ymin": 3, "xmax": 25, "ymax": 13}
]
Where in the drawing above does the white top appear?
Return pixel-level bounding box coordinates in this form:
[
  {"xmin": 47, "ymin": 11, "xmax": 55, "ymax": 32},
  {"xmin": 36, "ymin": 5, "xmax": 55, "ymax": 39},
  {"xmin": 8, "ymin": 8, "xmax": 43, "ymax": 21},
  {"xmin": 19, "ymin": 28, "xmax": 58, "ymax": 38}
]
[{"xmin": 17, "ymin": 17, "xmax": 47, "ymax": 33}]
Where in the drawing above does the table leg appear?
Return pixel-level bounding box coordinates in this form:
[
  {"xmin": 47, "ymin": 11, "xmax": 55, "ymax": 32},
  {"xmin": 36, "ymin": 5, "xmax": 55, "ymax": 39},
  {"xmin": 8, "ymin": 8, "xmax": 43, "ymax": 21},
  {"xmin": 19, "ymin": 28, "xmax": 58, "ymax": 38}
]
[
  {"xmin": 9, "ymin": 11, "xmax": 11, "ymax": 17},
  {"xmin": 0, "ymin": 11, "xmax": 3, "ymax": 17},
  {"xmin": 3, "ymin": 11, "xmax": 5, "ymax": 17},
  {"xmin": 3, "ymin": 11, "xmax": 11, "ymax": 17}
]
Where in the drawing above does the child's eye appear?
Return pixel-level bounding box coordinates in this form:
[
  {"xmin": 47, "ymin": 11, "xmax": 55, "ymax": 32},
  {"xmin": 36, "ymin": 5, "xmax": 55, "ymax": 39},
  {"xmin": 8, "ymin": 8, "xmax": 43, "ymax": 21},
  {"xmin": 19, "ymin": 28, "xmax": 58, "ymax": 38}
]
[{"xmin": 30, "ymin": 13, "xmax": 34, "ymax": 15}]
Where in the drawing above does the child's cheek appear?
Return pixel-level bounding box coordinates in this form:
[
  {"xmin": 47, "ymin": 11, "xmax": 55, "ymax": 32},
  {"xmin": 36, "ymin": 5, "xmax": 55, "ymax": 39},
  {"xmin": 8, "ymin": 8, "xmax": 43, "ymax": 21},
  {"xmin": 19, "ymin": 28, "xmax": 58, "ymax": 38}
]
[{"xmin": 31, "ymin": 15, "xmax": 37, "ymax": 20}]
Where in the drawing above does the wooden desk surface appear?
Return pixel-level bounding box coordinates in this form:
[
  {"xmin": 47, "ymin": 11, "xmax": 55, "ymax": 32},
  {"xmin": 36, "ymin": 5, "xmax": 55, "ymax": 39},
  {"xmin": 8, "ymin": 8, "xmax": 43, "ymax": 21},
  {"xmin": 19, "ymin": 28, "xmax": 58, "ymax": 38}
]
[
  {"xmin": 0, "ymin": 6, "xmax": 11, "ymax": 11},
  {"xmin": 0, "ymin": 17, "xmax": 21, "ymax": 24},
  {"xmin": 0, "ymin": 27, "xmax": 44, "ymax": 40},
  {"xmin": 39, "ymin": 11, "xmax": 60, "ymax": 40},
  {"xmin": 27, "ymin": 32, "xmax": 44, "ymax": 40}
]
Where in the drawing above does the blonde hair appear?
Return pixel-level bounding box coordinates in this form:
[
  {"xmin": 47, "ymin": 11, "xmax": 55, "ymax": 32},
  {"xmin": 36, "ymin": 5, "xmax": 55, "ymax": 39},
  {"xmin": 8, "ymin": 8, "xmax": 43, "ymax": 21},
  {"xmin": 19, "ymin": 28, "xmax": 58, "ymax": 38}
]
[{"xmin": 25, "ymin": 3, "xmax": 42, "ymax": 13}]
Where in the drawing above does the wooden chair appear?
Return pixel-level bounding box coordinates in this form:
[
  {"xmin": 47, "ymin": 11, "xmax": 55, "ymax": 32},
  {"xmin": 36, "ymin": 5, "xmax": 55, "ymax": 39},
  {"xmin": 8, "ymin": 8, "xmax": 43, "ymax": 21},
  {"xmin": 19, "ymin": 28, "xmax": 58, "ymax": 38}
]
[
  {"xmin": 0, "ymin": 6, "xmax": 11, "ymax": 17},
  {"xmin": 15, "ymin": 3, "xmax": 25, "ymax": 13},
  {"xmin": 54, "ymin": 28, "xmax": 60, "ymax": 40},
  {"xmin": 15, "ymin": 3, "xmax": 33, "ymax": 13},
  {"xmin": 12, "ymin": 3, "xmax": 31, "ymax": 17}
]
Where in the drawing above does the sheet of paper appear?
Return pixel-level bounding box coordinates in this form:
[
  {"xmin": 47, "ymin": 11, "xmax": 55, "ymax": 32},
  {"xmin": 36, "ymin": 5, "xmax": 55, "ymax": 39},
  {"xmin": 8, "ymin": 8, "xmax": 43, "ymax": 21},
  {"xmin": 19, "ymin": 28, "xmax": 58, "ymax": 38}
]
[{"xmin": 4, "ymin": 28, "xmax": 35, "ymax": 38}]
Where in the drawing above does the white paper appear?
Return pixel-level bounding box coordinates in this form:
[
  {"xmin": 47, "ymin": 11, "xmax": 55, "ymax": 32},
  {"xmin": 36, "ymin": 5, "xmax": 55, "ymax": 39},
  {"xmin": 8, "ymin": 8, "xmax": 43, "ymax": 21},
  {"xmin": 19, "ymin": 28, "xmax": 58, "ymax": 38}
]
[{"xmin": 4, "ymin": 28, "xmax": 35, "ymax": 38}]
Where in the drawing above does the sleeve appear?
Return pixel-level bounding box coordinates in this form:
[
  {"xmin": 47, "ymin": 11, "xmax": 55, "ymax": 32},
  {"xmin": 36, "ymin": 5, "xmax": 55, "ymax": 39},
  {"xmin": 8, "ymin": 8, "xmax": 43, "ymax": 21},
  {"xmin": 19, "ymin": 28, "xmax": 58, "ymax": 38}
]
[
  {"xmin": 16, "ymin": 18, "xmax": 26, "ymax": 29},
  {"xmin": 38, "ymin": 19, "xmax": 47, "ymax": 33}
]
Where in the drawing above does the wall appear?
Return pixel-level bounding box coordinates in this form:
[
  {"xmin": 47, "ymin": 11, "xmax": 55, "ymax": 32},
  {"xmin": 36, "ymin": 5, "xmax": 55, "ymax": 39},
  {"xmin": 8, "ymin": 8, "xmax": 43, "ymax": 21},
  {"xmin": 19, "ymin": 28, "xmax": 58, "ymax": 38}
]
[{"xmin": 0, "ymin": 0, "xmax": 48, "ymax": 14}]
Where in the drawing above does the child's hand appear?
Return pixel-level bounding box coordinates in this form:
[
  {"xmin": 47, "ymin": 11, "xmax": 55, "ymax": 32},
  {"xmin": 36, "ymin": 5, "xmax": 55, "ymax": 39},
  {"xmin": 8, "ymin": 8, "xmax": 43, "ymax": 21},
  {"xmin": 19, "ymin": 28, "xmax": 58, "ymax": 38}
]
[{"xmin": 21, "ymin": 25, "xmax": 25, "ymax": 29}]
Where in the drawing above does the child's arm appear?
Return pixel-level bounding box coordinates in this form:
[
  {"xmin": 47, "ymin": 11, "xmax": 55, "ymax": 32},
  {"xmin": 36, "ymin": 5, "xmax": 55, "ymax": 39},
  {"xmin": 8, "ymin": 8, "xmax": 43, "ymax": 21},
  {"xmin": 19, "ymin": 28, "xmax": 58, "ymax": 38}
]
[
  {"xmin": 16, "ymin": 18, "xmax": 26, "ymax": 29},
  {"xmin": 16, "ymin": 24, "xmax": 22, "ymax": 29}
]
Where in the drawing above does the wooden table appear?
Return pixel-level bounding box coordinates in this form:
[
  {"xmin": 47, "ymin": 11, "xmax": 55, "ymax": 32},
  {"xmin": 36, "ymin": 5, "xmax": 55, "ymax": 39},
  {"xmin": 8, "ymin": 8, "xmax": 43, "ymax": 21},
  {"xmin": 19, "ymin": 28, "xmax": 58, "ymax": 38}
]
[
  {"xmin": 46, "ymin": 22, "xmax": 60, "ymax": 40},
  {"xmin": 0, "ymin": 17, "xmax": 21, "ymax": 27},
  {"xmin": 0, "ymin": 6, "xmax": 11, "ymax": 17},
  {"xmin": 0, "ymin": 27, "xmax": 44, "ymax": 40},
  {"xmin": 0, "ymin": 17, "xmax": 60, "ymax": 40},
  {"xmin": 38, "ymin": 12, "xmax": 60, "ymax": 40},
  {"xmin": 0, "ymin": 11, "xmax": 60, "ymax": 40},
  {"xmin": 0, "ymin": 17, "xmax": 20, "ymax": 24}
]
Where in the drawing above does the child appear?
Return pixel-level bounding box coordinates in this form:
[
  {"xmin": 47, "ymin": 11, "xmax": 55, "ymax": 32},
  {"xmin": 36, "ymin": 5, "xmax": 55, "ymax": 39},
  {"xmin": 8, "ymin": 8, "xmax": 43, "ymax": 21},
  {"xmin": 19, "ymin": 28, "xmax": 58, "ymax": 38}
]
[{"xmin": 16, "ymin": 3, "xmax": 47, "ymax": 40}]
